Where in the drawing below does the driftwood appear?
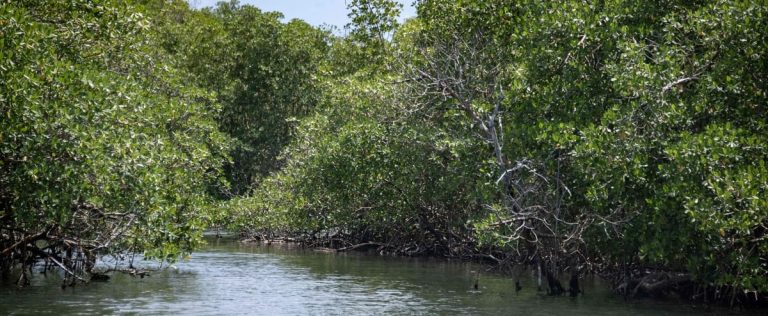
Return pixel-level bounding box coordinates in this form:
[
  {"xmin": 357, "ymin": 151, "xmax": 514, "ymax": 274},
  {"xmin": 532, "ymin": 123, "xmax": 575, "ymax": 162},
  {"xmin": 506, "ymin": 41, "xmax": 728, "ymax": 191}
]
[{"xmin": 337, "ymin": 242, "xmax": 386, "ymax": 252}]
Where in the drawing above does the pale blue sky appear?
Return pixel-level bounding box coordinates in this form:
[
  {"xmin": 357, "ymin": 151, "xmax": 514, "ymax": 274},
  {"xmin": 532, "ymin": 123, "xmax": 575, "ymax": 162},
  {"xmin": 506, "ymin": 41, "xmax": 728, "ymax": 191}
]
[{"xmin": 187, "ymin": 0, "xmax": 417, "ymax": 31}]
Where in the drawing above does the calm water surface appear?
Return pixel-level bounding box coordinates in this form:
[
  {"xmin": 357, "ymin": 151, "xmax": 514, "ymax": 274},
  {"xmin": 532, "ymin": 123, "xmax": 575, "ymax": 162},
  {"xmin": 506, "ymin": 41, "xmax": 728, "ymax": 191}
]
[{"xmin": 0, "ymin": 238, "xmax": 754, "ymax": 315}]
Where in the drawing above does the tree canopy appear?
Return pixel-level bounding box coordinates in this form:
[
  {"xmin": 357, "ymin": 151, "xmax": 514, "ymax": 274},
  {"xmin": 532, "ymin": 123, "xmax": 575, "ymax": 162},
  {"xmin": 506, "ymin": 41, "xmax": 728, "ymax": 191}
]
[
  {"xmin": 1, "ymin": 0, "xmax": 766, "ymax": 305},
  {"xmin": 1, "ymin": 0, "xmax": 229, "ymax": 285},
  {"xmin": 226, "ymin": 0, "xmax": 768, "ymax": 301}
]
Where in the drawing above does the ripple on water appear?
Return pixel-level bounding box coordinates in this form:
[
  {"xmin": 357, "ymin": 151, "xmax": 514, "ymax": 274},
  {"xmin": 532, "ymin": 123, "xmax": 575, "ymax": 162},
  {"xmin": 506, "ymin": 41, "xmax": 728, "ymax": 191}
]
[{"xmin": 0, "ymin": 240, "xmax": 760, "ymax": 316}]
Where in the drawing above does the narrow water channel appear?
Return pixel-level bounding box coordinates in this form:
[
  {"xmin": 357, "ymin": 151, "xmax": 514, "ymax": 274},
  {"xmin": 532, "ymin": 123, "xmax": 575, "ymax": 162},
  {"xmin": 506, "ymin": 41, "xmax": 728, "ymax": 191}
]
[{"xmin": 0, "ymin": 238, "xmax": 752, "ymax": 315}]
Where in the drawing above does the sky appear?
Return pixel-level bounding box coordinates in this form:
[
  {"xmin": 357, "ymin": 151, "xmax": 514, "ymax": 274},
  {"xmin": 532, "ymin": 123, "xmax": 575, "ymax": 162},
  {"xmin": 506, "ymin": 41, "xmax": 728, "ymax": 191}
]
[{"xmin": 187, "ymin": 0, "xmax": 417, "ymax": 32}]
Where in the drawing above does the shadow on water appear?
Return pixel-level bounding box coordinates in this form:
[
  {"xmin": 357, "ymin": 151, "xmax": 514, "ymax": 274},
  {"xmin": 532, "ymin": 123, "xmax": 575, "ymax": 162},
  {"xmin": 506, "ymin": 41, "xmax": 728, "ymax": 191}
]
[{"xmin": 0, "ymin": 237, "xmax": 759, "ymax": 315}]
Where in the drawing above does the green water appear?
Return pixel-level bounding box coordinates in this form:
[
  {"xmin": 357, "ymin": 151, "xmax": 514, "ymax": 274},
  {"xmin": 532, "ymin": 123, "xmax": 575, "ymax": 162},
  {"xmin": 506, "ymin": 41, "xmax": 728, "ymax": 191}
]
[{"xmin": 0, "ymin": 238, "xmax": 753, "ymax": 315}]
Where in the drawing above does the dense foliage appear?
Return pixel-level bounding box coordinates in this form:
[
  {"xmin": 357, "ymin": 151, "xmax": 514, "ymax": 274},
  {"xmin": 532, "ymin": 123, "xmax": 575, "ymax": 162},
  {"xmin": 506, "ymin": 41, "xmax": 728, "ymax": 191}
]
[
  {"xmin": 147, "ymin": 0, "xmax": 329, "ymax": 195},
  {"xmin": 1, "ymin": 0, "xmax": 229, "ymax": 284},
  {"xmin": 226, "ymin": 0, "xmax": 768, "ymax": 302},
  {"xmin": 2, "ymin": 0, "xmax": 766, "ymax": 305}
]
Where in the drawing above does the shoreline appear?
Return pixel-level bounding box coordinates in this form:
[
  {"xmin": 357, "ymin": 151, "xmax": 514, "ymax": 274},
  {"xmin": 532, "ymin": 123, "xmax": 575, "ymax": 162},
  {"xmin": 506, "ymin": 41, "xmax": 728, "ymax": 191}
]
[{"xmin": 231, "ymin": 233, "xmax": 766, "ymax": 310}]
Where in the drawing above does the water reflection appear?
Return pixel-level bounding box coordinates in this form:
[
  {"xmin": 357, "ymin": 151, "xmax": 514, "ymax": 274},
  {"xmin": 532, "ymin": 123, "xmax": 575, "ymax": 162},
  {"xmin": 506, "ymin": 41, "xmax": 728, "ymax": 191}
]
[{"xmin": 0, "ymin": 238, "xmax": 754, "ymax": 315}]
